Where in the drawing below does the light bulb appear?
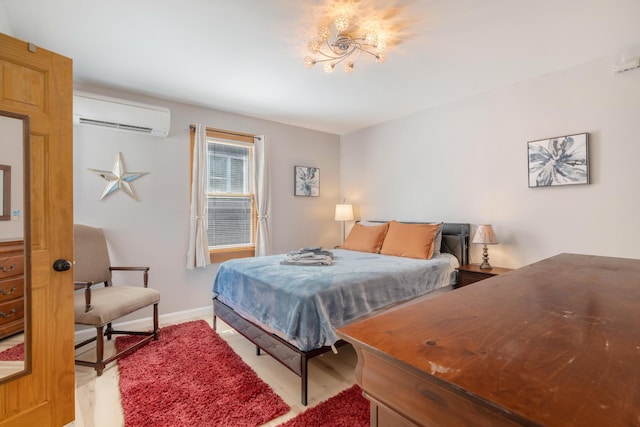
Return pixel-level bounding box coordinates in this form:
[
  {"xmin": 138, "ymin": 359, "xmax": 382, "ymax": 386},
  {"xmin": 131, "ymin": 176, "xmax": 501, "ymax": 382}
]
[
  {"xmin": 318, "ymin": 27, "xmax": 330, "ymax": 41},
  {"xmin": 324, "ymin": 63, "xmax": 335, "ymax": 74},
  {"xmin": 304, "ymin": 57, "xmax": 316, "ymax": 68},
  {"xmin": 376, "ymin": 38, "xmax": 387, "ymax": 53},
  {"xmin": 335, "ymin": 15, "xmax": 349, "ymax": 32},
  {"xmin": 365, "ymin": 31, "xmax": 378, "ymax": 45},
  {"xmin": 307, "ymin": 40, "xmax": 320, "ymax": 54},
  {"xmin": 344, "ymin": 62, "xmax": 354, "ymax": 73}
]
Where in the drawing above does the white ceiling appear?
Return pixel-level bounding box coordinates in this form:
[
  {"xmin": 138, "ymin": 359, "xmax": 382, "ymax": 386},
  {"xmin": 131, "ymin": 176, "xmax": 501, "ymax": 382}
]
[{"xmin": 2, "ymin": 0, "xmax": 640, "ymax": 135}]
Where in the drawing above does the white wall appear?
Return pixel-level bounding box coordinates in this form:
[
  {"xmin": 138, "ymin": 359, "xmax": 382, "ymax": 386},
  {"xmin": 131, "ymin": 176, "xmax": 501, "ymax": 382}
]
[
  {"xmin": 73, "ymin": 83, "xmax": 340, "ymax": 318},
  {"xmin": 0, "ymin": 5, "xmax": 14, "ymax": 36},
  {"xmin": 341, "ymin": 55, "xmax": 640, "ymax": 268}
]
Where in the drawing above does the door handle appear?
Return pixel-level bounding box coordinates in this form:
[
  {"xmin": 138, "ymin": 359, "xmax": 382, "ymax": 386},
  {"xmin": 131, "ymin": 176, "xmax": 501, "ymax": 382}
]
[{"xmin": 53, "ymin": 259, "xmax": 72, "ymax": 272}]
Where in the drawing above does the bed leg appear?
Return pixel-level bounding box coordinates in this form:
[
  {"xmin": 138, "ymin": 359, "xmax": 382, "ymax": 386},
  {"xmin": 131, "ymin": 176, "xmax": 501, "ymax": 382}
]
[
  {"xmin": 213, "ymin": 314, "xmax": 217, "ymax": 331},
  {"xmin": 301, "ymin": 356, "xmax": 308, "ymax": 406},
  {"xmin": 256, "ymin": 346, "xmax": 261, "ymax": 356}
]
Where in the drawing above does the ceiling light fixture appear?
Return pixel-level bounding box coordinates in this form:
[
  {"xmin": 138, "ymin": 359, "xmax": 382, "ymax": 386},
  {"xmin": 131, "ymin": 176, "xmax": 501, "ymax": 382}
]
[{"xmin": 304, "ymin": 14, "xmax": 387, "ymax": 74}]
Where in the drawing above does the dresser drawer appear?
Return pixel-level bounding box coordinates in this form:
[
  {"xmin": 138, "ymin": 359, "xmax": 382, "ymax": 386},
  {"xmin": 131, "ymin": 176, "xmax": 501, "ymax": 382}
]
[
  {"xmin": 360, "ymin": 351, "xmax": 522, "ymax": 426},
  {"xmin": 0, "ymin": 276, "xmax": 24, "ymax": 303},
  {"xmin": 459, "ymin": 270, "xmax": 492, "ymax": 286},
  {"xmin": 0, "ymin": 298, "xmax": 24, "ymax": 328},
  {"xmin": 0, "ymin": 255, "xmax": 24, "ymax": 279}
]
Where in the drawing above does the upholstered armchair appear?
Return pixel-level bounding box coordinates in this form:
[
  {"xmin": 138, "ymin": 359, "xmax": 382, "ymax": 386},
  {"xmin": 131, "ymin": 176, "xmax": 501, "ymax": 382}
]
[{"xmin": 73, "ymin": 224, "xmax": 160, "ymax": 375}]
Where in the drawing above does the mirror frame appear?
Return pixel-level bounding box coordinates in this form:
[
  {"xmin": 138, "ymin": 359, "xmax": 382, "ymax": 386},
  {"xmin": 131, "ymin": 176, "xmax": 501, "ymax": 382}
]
[
  {"xmin": 0, "ymin": 165, "xmax": 9, "ymax": 221},
  {"xmin": 0, "ymin": 109, "xmax": 31, "ymax": 384}
]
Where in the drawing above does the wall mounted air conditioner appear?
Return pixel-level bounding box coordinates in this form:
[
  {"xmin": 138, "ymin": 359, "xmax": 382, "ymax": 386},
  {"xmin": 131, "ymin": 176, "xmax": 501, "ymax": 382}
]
[{"xmin": 73, "ymin": 91, "xmax": 171, "ymax": 137}]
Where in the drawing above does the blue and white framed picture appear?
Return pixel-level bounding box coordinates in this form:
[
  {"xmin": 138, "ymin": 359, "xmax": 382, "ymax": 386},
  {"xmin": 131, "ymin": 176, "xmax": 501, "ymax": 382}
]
[
  {"xmin": 294, "ymin": 165, "xmax": 320, "ymax": 197},
  {"xmin": 527, "ymin": 133, "xmax": 589, "ymax": 187}
]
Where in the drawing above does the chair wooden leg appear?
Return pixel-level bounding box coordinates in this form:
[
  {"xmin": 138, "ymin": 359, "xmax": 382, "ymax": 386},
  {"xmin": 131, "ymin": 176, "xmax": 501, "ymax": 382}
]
[
  {"xmin": 153, "ymin": 303, "xmax": 159, "ymax": 340},
  {"xmin": 96, "ymin": 324, "xmax": 104, "ymax": 376}
]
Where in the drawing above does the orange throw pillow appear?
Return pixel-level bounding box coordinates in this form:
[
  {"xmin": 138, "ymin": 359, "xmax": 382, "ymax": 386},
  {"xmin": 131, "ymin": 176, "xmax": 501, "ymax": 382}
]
[
  {"xmin": 380, "ymin": 221, "xmax": 440, "ymax": 259},
  {"xmin": 340, "ymin": 223, "xmax": 389, "ymax": 253}
]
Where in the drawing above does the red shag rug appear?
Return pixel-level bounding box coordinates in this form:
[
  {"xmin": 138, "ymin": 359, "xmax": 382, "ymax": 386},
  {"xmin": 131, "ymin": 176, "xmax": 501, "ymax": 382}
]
[
  {"xmin": 0, "ymin": 342, "xmax": 24, "ymax": 361},
  {"xmin": 278, "ymin": 384, "xmax": 369, "ymax": 427},
  {"xmin": 116, "ymin": 320, "xmax": 289, "ymax": 427}
]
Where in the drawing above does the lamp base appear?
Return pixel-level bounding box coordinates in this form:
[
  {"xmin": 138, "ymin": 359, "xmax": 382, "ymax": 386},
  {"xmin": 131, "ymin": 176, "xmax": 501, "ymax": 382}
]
[
  {"xmin": 479, "ymin": 244, "xmax": 492, "ymax": 270},
  {"xmin": 479, "ymin": 260, "xmax": 493, "ymax": 270}
]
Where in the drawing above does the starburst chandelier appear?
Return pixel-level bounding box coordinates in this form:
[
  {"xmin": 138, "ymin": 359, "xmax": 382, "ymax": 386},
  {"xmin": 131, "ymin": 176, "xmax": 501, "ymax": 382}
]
[{"xmin": 303, "ymin": 14, "xmax": 387, "ymax": 74}]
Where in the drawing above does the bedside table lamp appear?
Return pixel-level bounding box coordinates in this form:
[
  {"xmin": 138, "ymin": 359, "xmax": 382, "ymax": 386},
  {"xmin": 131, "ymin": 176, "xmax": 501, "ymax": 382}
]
[
  {"xmin": 472, "ymin": 224, "xmax": 498, "ymax": 269},
  {"xmin": 335, "ymin": 202, "xmax": 354, "ymax": 243}
]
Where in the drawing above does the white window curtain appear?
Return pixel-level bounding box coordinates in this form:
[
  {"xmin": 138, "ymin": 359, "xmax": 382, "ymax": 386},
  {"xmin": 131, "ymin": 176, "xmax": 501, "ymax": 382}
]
[
  {"xmin": 186, "ymin": 124, "xmax": 211, "ymax": 269},
  {"xmin": 253, "ymin": 135, "xmax": 272, "ymax": 256}
]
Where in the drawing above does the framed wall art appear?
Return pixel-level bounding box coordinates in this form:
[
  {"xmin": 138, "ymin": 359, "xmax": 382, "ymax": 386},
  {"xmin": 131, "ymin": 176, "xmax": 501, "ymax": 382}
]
[
  {"xmin": 294, "ymin": 165, "xmax": 320, "ymax": 197},
  {"xmin": 527, "ymin": 132, "xmax": 589, "ymax": 188}
]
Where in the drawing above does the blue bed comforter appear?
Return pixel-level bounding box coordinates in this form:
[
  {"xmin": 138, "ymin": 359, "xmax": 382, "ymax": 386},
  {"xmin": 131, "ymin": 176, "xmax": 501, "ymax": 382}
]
[{"xmin": 212, "ymin": 249, "xmax": 458, "ymax": 351}]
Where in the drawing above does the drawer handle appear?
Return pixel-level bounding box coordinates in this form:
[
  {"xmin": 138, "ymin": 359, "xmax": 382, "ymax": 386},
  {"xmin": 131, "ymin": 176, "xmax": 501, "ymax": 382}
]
[
  {"xmin": 1, "ymin": 263, "xmax": 17, "ymax": 273},
  {"xmin": 0, "ymin": 308, "xmax": 16, "ymax": 318},
  {"xmin": 0, "ymin": 286, "xmax": 16, "ymax": 295}
]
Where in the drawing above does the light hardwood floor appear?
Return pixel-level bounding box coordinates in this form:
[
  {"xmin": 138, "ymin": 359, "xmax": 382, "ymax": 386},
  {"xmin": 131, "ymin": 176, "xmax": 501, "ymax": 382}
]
[{"xmin": 73, "ymin": 315, "xmax": 358, "ymax": 427}]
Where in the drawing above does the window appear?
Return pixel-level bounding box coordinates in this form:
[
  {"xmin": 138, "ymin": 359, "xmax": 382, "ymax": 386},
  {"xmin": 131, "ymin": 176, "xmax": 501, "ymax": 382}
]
[
  {"xmin": 191, "ymin": 127, "xmax": 256, "ymax": 263},
  {"xmin": 207, "ymin": 139, "xmax": 254, "ymax": 248}
]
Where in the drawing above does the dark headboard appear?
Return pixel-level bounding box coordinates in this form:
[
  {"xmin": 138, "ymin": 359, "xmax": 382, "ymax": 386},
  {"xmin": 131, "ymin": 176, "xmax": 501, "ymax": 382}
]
[
  {"xmin": 364, "ymin": 221, "xmax": 470, "ymax": 266},
  {"xmin": 440, "ymin": 223, "xmax": 470, "ymax": 266}
]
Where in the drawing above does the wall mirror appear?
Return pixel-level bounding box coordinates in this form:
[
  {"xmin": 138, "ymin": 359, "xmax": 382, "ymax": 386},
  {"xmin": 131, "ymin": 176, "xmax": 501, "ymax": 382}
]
[
  {"xmin": 0, "ymin": 165, "xmax": 10, "ymax": 220},
  {"xmin": 0, "ymin": 110, "xmax": 30, "ymax": 383}
]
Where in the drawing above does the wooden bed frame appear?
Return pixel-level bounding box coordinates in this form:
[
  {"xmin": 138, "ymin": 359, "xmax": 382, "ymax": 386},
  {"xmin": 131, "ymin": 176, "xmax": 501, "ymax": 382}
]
[{"xmin": 212, "ymin": 222, "xmax": 470, "ymax": 405}]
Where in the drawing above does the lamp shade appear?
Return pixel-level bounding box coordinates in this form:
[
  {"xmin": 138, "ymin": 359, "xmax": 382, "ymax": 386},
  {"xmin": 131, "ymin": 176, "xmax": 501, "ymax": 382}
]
[
  {"xmin": 335, "ymin": 204, "xmax": 354, "ymax": 221},
  {"xmin": 472, "ymin": 224, "xmax": 498, "ymax": 244}
]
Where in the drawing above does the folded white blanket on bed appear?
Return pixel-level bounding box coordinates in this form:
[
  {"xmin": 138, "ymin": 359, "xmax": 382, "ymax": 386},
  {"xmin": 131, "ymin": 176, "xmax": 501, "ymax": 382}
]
[
  {"xmin": 288, "ymin": 247, "xmax": 334, "ymax": 257},
  {"xmin": 286, "ymin": 247, "xmax": 334, "ymax": 259},
  {"xmin": 281, "ymin": 252, "xmax": 333, "ymax": 266}
]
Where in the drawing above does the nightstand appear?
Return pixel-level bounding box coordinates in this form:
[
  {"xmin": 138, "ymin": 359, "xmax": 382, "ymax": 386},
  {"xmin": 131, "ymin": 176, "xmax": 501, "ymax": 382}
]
[{"xmin": 457, "ymin": 264, "xmax": 512, "ymax": 288}]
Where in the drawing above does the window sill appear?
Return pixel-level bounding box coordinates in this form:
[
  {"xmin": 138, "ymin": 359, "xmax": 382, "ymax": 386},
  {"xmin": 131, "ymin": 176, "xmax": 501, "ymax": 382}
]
[{"xmin": 210, "ymin": 246, "xmax": 255, "ymax": 264}]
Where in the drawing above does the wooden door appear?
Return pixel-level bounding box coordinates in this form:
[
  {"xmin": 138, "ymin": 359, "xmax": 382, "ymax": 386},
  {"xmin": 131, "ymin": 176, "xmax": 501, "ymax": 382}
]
[{"xmin": 0, "ymin": 33, "xmax": 75, "ymax": 426}]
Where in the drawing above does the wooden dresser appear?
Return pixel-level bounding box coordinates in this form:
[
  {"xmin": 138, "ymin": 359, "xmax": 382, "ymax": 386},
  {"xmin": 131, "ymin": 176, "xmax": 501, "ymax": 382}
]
[
  {"xmin": 338, "ymin": 253, "xmax": 640, "ymax": 426},
  {"xmin": 0, "ymin": 239, "xmax": 25, "ymax": 339}
]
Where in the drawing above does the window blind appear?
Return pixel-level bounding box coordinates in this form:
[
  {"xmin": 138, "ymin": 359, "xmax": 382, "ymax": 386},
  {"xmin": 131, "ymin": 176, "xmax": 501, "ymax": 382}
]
[{"xmin": 206, "ymin": 139, "xmax": 254, "ymax": 247}]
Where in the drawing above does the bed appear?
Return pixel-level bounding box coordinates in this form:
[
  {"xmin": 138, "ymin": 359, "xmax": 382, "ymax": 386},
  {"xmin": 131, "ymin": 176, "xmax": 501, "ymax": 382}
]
[{"xmin": 212, "ymin": 221, "xmax": 470, "ymax": 405}]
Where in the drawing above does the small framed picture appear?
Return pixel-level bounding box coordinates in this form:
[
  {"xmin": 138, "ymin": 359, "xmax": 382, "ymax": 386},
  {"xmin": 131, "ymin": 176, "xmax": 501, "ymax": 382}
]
[
  {"xmin": 294, "ymin": 165, "xmax": 320, "ymax": 197},
  {"xmin": 527, "ymin": 133, "xmax": 589, "ymax": 187}
]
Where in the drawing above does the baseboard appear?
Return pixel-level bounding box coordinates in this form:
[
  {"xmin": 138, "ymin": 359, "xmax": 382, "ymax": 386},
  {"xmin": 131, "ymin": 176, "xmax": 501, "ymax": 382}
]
[{"xmin": 74, "ymin": 305, "xmax": 212, "ymax": 342}]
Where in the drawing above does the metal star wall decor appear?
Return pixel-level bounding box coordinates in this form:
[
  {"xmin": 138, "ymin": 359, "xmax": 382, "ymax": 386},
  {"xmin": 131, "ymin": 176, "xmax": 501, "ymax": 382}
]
[{"xmin": 88, "ymin": 152, "xmax": 149, "ymax": 200}]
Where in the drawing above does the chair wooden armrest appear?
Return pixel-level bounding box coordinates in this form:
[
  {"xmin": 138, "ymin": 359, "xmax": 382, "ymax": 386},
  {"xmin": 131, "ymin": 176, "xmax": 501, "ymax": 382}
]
[
  {"xmin": 74, "ymin": 280, "xmax": 96, "ymax": 312},
  {"xmin": 109, "ymin": 266, "xmax": 150, "ymax": 287}
]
